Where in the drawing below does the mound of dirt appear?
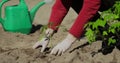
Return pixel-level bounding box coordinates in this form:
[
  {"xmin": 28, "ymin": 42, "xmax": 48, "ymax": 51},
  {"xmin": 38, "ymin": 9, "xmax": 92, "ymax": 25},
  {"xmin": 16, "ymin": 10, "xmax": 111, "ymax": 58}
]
[{"xmin": 0, "ymin": 24, "xmax": 120, "ymax": 63}]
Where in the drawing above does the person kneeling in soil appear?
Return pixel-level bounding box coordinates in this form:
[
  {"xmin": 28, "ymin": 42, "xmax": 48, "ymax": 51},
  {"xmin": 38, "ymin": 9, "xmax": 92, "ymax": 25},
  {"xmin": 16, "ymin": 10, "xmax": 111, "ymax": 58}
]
[{"xmin": 33, "ymin": 0, "xmax": 115, "ymax": 55}]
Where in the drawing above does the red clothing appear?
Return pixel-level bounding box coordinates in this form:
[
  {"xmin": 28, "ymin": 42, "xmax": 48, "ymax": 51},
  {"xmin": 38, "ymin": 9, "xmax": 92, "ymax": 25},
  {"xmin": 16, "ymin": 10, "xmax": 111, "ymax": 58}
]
[{"xmin": 48, "ymin": 0, "xmax": 101, "ymax": 38}]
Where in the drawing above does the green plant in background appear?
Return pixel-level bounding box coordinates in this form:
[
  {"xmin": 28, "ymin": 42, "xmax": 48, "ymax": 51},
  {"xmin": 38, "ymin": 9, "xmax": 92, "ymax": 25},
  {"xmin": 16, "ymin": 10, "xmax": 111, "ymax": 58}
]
[{"xmin": 85, "ymin": 1, "xmax": 120, "ymax": 46}]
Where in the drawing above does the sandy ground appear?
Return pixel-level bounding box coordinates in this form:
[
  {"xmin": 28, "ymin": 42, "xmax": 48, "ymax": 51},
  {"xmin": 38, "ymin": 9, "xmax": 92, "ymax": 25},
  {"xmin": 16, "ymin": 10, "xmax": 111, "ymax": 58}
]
[{"xmin": 0, "ymin": 0, "xmax": 120, "ymax": 63}]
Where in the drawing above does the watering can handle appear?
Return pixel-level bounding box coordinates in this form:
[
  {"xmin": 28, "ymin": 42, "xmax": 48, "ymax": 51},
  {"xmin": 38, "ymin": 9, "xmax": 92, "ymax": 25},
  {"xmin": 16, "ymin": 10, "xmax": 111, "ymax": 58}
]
[
  {"xmin": 0, "ymin": 0, "xmax": 10, "ymax": 17},
  {"xmin": 0, "ymin": 0, "xmax": 10, "ymax": 23}
]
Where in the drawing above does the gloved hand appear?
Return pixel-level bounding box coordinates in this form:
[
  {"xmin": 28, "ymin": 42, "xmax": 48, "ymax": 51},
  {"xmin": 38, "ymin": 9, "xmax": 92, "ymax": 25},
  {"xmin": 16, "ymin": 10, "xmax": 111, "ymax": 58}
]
[
  {"xmin": 32, "ymin": 28, "xmax": 54, "ymax": 52},
  {"xmin": 50, "ymin": 33, "xmax": 77, "ymax": 55},
  {"xmin": 32, "ymin": 37, "xmax": 50, "ymax": 52}
]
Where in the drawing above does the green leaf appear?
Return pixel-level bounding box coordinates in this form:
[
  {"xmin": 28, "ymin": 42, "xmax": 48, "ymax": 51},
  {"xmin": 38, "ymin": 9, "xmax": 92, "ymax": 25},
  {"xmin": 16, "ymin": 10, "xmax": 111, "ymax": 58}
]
[
  {"xmin": 85, "ymin": 28, "xmax": 96, "ymax": 43},
  {"xmin": 103, "ymin": 31, "xmax": 108, "ymax": 36},
  {"xmin": 109, "ymin": 22, "xmax": 120, "ymax": 33},
  {"xmin": 103, "ymin": 13, "xmax": 119, "ymax": 21},
  {"xmin": 108, "ymin": 28, "xmax": 116, "ymax": 34},
  {"xmin": 111, "ymin": 22, "xmax": 120, "ymax": 28},
  {"xmin": 108, "ymin": 38, "xmax": 116, "ymax": 45},
  {"xmin": 92, "ymin": 19, "xmax": 106, "ymax": 29}
]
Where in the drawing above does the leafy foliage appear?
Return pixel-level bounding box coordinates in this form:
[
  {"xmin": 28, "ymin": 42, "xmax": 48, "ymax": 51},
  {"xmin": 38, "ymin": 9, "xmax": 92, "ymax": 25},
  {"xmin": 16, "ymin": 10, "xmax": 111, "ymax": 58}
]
[{"xmin": 85, "ymin": 1, "xmax": 120, "ymax": 46}]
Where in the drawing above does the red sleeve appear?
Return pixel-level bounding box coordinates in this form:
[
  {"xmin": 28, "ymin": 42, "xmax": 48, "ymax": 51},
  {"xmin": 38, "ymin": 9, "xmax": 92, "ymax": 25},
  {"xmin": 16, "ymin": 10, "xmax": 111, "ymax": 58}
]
[
  {"xmin": 48, "ymin": 0, "xmax": 71, "ymax": 31},
  {"xmin": 69, "ymin": 0, "xmax": 101, "ymax": 38}
]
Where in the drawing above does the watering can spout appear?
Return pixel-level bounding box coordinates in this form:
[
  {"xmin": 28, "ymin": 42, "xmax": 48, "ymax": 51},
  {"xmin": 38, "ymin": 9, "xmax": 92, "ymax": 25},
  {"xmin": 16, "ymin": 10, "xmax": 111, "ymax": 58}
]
[
  {"xmin": 0, "ymin": 0, "xmax": 9, "ymax": 24},
  {"xmin": 30, "ymin": 0, "xmax": 53, "ymax": 23}
]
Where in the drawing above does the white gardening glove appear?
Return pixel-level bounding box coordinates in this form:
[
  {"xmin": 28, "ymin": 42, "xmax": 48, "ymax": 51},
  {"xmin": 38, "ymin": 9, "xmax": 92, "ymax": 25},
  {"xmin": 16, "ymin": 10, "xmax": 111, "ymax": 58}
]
[
  {"xmin": 32, "ymin": 28, "xmax": 54, "ymax": 52},
  {"xmin": 32, "ymin": 37, "xmax": 50, "ymax": 52},
  {"xmin": 50, "ymin": 33, "xmax": 77, "ymax": 55}
]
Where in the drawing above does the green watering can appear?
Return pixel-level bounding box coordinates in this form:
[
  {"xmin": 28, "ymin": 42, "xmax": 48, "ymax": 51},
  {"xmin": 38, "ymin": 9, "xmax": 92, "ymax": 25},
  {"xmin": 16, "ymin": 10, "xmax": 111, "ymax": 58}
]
[{"xmin": 0, "ymin": 0, "xmax": 52, "ymax": 34}]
